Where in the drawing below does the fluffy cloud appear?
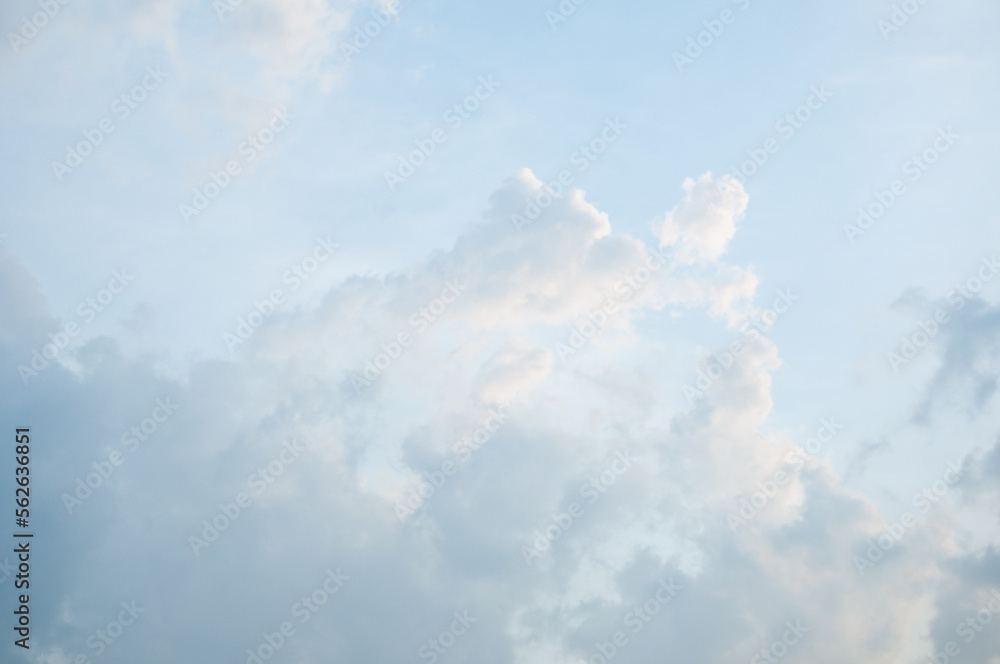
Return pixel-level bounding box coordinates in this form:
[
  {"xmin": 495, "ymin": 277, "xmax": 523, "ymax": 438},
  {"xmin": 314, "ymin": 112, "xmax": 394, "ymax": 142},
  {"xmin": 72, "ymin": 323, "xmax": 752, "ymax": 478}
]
[
  {"xmin": 651, "ymin": 172, "xmax": 748, "ymax": 265},
  {"xmin": 2, "ymin": 170, "xmax": 996, "ymax": 664}
]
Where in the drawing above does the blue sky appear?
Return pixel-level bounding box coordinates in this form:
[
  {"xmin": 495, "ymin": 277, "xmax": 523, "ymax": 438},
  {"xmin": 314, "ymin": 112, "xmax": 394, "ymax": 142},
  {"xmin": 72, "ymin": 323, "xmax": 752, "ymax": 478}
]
[{"xmin": 2, "ymin": 0, "xmax": 1000, "ymax": 663}]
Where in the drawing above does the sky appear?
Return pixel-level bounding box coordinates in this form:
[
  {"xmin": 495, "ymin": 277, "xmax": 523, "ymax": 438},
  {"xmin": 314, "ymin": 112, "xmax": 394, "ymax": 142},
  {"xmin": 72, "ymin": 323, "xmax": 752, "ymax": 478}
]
[{"xmin": 1, "ymin": 0, "xmax": 1000, "ymax": 663}]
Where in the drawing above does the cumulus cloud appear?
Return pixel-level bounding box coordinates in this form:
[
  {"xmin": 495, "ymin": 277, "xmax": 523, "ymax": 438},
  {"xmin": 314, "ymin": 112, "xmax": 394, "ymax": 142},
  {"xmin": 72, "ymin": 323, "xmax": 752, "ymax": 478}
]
[
  {"xmin": 1, "ymin": 171, "xmax": 994, "ymax": 664},
  {"xmin": 651, "ymin": 173, "xmax": 748, "ymax": 265}
]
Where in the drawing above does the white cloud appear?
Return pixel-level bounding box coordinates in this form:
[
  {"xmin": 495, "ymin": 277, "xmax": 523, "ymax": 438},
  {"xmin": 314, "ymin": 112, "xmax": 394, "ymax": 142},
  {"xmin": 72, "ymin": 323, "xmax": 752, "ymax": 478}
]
[
  {"xmin": 1, "ymin": 171, "xmax": 997, "ymax": 664},
  {"xmin": 651, "ymin": 172, "xmax": 748, "ymax": 265}
]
